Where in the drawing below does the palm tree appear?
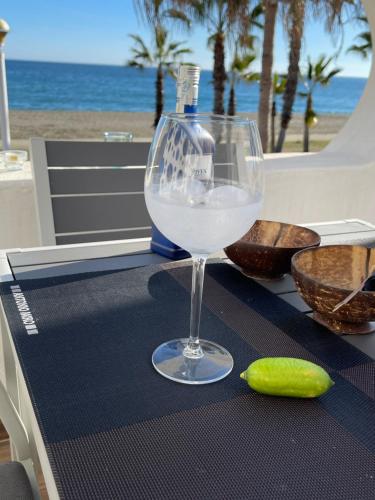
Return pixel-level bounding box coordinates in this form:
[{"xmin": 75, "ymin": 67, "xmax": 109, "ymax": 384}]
[
  {"xmin": 300, "ymin": 55, "xmax": 341, "ymax": 152},
  {"xmin": 133, "ymin": 0, "xmax": 191, "ymax": 127},
  {"xmin": 175, "ymin": 0, "xmax": 251, "ymax": 115},
  {"xmin": 128, "ymin": 30, "xmax": 192, "ymax": 127},
  {"xmin": 274, "ymin": 0, "xmax": 305, "ymax": 153},
  {"xmin": 347, "ymin": 16, "xmax": 372, "ymax": 58},
  {"xmin": 258, "ymin": 0, "xmax": 279, "ymax": 153},
  {"xmin": 275, "ymin": 0, "xmax": 361, "ymax": 153},
  {"xmin": 271, "ymin": 73, "xmax": 287, "ymax": 152},
  {"xmin": 227, "ymin": 50, "xmax": 259, "ymax": 115},
  {"xmin": 227, "ymin": 3, "xmax": 263, "ymax": 116}
]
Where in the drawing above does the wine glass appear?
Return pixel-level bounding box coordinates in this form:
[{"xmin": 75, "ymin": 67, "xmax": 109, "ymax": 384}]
[{"xmin": 145, "ymin": 113, "xmax": 264, "ymax": 384}]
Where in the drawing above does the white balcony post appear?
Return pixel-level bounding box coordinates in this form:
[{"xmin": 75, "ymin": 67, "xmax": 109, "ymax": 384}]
[{"xmin": 0, "ymin": 19, "xmax": 10, "ymax": 151}]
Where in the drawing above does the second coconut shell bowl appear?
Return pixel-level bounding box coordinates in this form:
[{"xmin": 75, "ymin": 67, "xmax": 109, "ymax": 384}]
[
  {"xmin": 292, "ymin": 245, "xmax": 375, "ymax": 335},
  {"xmin": 224, "ymin": 220, "xmax": 321, "ymax": 280}
]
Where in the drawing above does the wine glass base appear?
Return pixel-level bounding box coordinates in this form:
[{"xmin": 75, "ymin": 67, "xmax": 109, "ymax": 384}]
[{"xmin": 152, "ymin": 338, "xmax": 233, "ymax": 385}]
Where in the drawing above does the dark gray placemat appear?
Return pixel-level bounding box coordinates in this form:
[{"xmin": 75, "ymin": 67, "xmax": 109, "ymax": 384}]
[{"xmin": 1, "ymin": 262, "xmax": 374, "ymax": 500}]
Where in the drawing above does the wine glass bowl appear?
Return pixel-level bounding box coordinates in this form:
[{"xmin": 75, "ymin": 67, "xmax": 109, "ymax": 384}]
[{"xmin": 145, "ymin": 113, "xmax": 264, "ymax": 384}]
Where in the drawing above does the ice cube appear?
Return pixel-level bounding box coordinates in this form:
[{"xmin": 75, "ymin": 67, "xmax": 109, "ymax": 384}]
[
  {"xmin": 159, "ymin": 182, "xmax": 172, "ymax": 199},
  {"xmin": 169, "ymin": 188, "xmax": 188, "ymax": 204},
  {"xmin": 207, "ymin": 185, "xmax": 249, "ymax": 208},
  {"xmin": 187, "ymin": 179, "xmax": 207, "ymax": 196},
  {"xmin": 159, "ymin": 178, "xmax": 208, "ymax": 205},
  {"xmin": 185, "ymin": 179, "xmax": 207, "ymax": 206}
]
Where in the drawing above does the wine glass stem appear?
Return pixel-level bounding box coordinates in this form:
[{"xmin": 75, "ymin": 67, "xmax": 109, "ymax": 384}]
[{"xmin": 184, "ymin": 255, "xmax": 207, "ymax": 359}]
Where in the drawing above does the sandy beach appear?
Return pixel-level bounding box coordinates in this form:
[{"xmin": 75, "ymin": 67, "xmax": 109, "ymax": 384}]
[{"xmin": 10, "ymin": 110, "xmax": 350, "ymax": 152}]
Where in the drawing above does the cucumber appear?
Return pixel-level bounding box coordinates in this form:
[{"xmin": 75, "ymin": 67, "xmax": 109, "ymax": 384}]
[{"xmin": 240, "ymin": 357, "xmax": 334, "ymax": 398}]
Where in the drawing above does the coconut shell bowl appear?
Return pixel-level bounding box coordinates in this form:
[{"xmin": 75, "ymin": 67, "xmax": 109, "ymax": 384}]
[
  {"xmin": 292, "ymin": 245, "xmax": 375, "ymax": 335},
  {"xmin": 224, "ymin": 220, "xmax": 321, "ymax": 280}
]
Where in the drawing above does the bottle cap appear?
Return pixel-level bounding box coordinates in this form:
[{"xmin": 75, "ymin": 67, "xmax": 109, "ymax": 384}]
[
  {"xmin": 177, "ymin": 64, "xmax": 200, "ymax": 85},
  {"xmin": 176, "ymin": 65, "xmax": 200, "ymax": 113}
]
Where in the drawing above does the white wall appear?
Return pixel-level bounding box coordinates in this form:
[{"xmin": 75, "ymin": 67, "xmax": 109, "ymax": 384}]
[{"xmin": 261, "ymin": 153, "xmax": 375, "ymax": 225}]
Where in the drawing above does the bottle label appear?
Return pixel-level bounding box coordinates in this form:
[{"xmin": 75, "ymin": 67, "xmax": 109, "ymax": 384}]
[{"xmin": 185, "ymin": 154, "xmax": 212, "ymax": 180}]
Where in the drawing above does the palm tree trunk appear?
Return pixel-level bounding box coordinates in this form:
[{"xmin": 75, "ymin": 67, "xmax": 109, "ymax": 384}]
[
  {"xmin": 275, "ymin": 0, "xmax": 305, "ymax": 152},
  {"xmin": 227, "ymin": 76, "xmax": 236, "ymax": 116},
  {"xmin": 213, "ymin": 32, "xmax": 226, "ymax": 115},
  {"xmin": 258, "ymin": 0, "xmax": 278, "ymax": 153},
  {"xmin": 303, "ymin": 123, "xmax": 309, "ymax": 153},
  {"xmin": 303, "ymin": 93, "xmax": 312, "ymax": 152},
  {"xmin": 271, "ymin": 100, "xmax": 276, "ymax": 152},
  {"xmin": 154, "ymin": 64, "xmax": 163, "ymax": 128}
]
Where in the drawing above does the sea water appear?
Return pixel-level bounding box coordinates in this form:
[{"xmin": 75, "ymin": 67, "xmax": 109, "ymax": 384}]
[{"xmin": 7, "ymin": 60, "xmax": 367, "ymax": 115}]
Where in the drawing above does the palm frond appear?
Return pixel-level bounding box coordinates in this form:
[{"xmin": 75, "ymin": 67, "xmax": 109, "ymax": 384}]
[
  {"xmin": 273, "ymin": 74, "xmax": 287, "ymax": 95},
  {"xmin": 127, "ymin": 60, "xmax": 145, "ymax": 69},
  {"xmin": 226, "ymin": 0, "xmax": 251, "ymax": 26},
  {"xmin": 163, "ymin": 8, "xmax": 191, "ymax": 28},
  {"xmin": 300, "ymin": 54, "xmax": 341, "ymax": 94},
  {"xmin": 207, "ymin": 32, "xmax": 216, "ymax": 49},
  {"xmin": 173, "ymin": 0, "xmax": 208, "ymax": 24},
  {"xmin": 241, "ymin": 53, "xmax": 257, "ymax": 68},
  {"xmin": 307, "ymin": 59, "xmax": 313, "ymax": 81},
  {"xmin": 133, "ymin": 51, "xmax": 153, "ymax": 61},
  {"xmin": 347, "ymin": 44, "xmax": 370, "ymax": 58},
  {"xmin": 165, "ymin": 65, "xmax": 178, "ymax": 79},
  {"xmin": 320, "ymin": 68, "xmax": 342, "ymax": 85},
  {"xmin": 155, "ymin": 26, "xmax": 167, "ymax": 51},
  {"xmin": 238, "ymin": 33, "xmax": 257, "ymax": 50},
  {"xmin": 128, "ymin": 34, "xmax": 153, "ymax": 64},
  {"xmin": 171, "ymin": 48, "xmax": 192, "ymax": 57},
  {"xmin": 319, "ymin": 55, "xmax": 334, "ymax": 75},
  {"xmin": 347, "ymin": 30, "xmax": 372, "ymax": 58},
  {"xmin": 242, "ymin": 72, "xmax": 260, "ymax": 83},
  {"xmin": 129, "ymin": 34, "xmax": 150, "ymax": 53},
  {"xmin": 231, "ymin": 51, "xmax": 256, "ymax": 72},
  {"xmin": 357, "ymin": 32, "xmax": 372, "ymax": 45},
  {"xmin": 167, "ymin": 42, "xmax": 181, "ymax": 52},
  {"xmin": 346, "ymin": 13, "xmax": 372, "ymax": 58},
  {"xmin": 357, "ymin": 15, "xmax": 369, "ymax": 24},
  {"xmin": 134, "ymin": 0, "xmax": 162, "ymax": 26},
  {"xmin": 249, "ymin": 2, "xmax": 264, "ymax": 30}
]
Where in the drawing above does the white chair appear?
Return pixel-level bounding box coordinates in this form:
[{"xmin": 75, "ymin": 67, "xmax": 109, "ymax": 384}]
[{"xmin": 0, "ymin": 380, "xmax": 40, "ymax": 499}]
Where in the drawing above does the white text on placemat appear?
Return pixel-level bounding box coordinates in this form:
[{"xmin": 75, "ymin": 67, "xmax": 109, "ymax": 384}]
[{"xmin": 10, "ymin": 285, "xmax": 39, "ymax": 335}]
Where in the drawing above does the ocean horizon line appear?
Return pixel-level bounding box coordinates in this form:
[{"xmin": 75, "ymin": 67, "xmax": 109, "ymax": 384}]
[
  {"xmin": 6, "ymin": 58, "xmax": 368, "ymax": 80},
  {"xmin": 7, "ymin": 58, "xmax": 212, "ymax": 73}
]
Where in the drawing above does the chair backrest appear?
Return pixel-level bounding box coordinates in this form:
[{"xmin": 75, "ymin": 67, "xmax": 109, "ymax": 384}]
[{"xmin": 31, "ymin": 139, "xmax": 152, "ymax": 246}]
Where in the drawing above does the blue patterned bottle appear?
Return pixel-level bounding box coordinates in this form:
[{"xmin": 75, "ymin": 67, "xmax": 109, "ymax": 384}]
[{"xmin": 150, "ymin": 64, "xmax": 212, "ymax": 259}]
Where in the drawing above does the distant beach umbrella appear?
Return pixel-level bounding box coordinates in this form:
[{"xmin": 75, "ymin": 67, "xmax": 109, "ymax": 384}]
[{"xmin": 0, "ymin": 19, "xmax": 10, "ymax": 150}]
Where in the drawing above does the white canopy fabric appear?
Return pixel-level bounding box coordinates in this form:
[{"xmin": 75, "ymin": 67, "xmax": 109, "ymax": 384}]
[
  {"xmin": 262, "ymin": 0, "xmax": 375, "ymax": 225},
  {"xmin": 326, "ymin": 0, "xmax": 374, "ymax": 161}
]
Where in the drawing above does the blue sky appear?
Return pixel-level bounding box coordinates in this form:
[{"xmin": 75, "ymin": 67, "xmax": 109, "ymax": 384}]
[{"xmin": 1, "ymin": 0, "xmax": 371, "ymax": 77}]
